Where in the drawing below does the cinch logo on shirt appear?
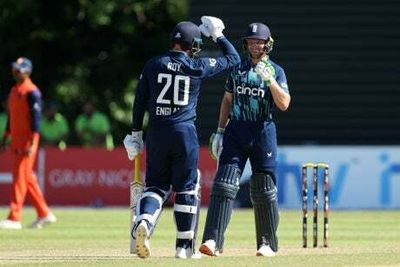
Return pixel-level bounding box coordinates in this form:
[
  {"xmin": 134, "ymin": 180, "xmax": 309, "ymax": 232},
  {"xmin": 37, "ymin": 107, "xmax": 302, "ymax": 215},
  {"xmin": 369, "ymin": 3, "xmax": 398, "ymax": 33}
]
[{"xmin": 236, "ymin": 84, "xmax": 265, "ymax": 98}]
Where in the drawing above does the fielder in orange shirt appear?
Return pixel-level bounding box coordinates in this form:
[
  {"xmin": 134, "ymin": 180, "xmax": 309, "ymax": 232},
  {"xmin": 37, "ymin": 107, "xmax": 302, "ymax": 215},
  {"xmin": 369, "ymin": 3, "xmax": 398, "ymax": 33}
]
[{"xmin": 0, "ymin": 57, "xmax": 56, "ymax": 230}]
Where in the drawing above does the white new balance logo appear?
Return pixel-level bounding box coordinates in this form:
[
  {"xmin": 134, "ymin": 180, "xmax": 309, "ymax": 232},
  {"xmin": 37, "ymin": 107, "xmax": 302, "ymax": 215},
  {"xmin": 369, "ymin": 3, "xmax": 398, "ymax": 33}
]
[{"xmin": 175, "ymin": 32, "xmax": 181, "ymax": 38}]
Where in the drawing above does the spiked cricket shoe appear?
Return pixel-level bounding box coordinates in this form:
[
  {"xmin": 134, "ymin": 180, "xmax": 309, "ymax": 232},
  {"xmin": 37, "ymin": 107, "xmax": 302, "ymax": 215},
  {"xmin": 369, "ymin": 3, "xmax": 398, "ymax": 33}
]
[
  {"xmin": 175, "ymin": 247, "xmax": 202, "ymax": 259},
  {"xmin": 256, "ymin": 244, "xmax": 276, "ymax": 257},
  {"xmin": 135, "ymin": 221, "xmax": 151, "ymax": 258},
  {"xmin": 199, "ymin": 239, "xmax": 220, "ymax": 256}
]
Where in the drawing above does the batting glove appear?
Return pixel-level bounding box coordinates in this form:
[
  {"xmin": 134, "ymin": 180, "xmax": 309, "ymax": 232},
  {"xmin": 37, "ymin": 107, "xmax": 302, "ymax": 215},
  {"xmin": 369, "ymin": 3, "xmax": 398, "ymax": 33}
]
[
  {"xmin": 255, "ymin": 59, "xmax": 276, "ymax": 86},
  {"xmin": 199, "ymin": 16, "xmax": 225, "ymax": 42},
  {"xmin": 209, "ymin": 127, "xmax": 224, "ymax": 160},
  {"xmin": 123, "ymin": 131, "xmax": 143, "ymax": 160}
]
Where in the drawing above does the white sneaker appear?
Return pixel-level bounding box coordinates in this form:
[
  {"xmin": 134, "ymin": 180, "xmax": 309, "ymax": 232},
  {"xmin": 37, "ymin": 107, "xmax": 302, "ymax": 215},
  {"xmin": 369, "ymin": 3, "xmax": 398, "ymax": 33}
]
[
  {"xmin": 256, "ymin": 244, "xmax": 276, "ymax": 257},
  {"xmin": 199, "ymin": 239, "xmax": 220, "ymax": 256},
  {"xmin": 0, "ymin": 219, "xmax": 22, "ymax": 230},
  {"xmin": 30, "ymin": 213, "xmax": 57, "ymax": 229},
  {"xmin": 175, "ymin": 247, "xmax": 202, "ymax": 259},
  {"xmin": 135, "ymin": 221, "xmax": 151, "ymax": 258}
]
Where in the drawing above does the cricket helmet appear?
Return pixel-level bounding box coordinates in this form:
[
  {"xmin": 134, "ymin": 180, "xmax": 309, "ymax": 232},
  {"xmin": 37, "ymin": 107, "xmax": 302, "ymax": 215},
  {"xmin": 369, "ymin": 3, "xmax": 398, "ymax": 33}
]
[
  {"xmin": 170, "ymin": 21, "xmax": 203, "ymax": 56},
  {"xmin": 243, "ymin": 22, "xmax": 274, "ymax": 54}
]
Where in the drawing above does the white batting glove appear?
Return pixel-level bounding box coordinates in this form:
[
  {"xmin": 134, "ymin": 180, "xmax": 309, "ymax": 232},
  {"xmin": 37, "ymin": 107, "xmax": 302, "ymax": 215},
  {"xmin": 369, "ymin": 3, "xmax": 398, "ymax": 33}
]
[
  {"xmin": 199, "ymin": 16, "xmax": 225, "ymax": 42},
  {"xmin": 209, "ymin": 128, "xmax": 224, "ymax": 160},
  {"xmin": 255, "ymin": 60, "xmax": 276, "ymax": 86},
  {"xmin": 199, "ymin": 24, "xmax": 211, "ymax": 38},
  {"xmin": 123, "ymin": 131, "xmax": 143, "ymax": 160}
]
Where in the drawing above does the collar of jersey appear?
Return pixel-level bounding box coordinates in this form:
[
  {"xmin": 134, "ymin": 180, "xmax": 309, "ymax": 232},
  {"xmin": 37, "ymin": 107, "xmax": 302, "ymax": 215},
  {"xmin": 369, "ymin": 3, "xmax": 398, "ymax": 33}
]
[
  {"xmin": 169, "ymin": 50, "xmax": 189, "ymax": 57},
  {"xmin": 169, "ymin": 50, "xmax": 188, "ymax": 57}
]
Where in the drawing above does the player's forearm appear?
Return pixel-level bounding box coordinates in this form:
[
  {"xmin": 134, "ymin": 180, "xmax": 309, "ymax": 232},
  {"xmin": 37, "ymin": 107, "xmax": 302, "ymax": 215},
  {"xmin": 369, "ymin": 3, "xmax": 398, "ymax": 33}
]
[
  {"xmin": 269, "ymin": 80, "xmax": 291, "ymax": 111},
  {"xmin": 132, "ymin": 79, "xmax": 148, "ymax": 130},
  {"xmin": 132, "ymin": 100, "xmax": 145, "ymax": 130},
  {"xmin": 217, "ymin": 93, "xmax": 232, "ymax": 128},
  {"xmin": 132, "ymin": 105, "xmax": 145, "ymax": 131}
]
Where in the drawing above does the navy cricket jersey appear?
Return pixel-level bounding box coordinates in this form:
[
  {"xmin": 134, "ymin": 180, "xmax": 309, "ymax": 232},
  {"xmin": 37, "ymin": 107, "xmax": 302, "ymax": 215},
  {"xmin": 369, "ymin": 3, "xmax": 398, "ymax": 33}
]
[
  {"xmin": 132, "ymin": 37, "xmax": 240, "ymax": 129},
  {"xmin": 225, "ymin": 58, "xmax": 289, "ymax": 122}
]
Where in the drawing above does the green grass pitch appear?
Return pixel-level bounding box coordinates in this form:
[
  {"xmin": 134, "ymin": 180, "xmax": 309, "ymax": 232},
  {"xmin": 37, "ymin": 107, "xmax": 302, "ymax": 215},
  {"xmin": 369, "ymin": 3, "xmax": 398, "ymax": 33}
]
[{"xmin": 0, "ymin": 208, "xmax": 399, "ymax": 266}]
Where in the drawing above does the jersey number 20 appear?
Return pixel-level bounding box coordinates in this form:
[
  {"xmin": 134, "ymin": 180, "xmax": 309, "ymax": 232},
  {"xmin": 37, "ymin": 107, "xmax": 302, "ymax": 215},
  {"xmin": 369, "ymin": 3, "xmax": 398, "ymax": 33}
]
[{"xmin": 157, "ymin": 73, "xmax": 189, "ymax": 106}]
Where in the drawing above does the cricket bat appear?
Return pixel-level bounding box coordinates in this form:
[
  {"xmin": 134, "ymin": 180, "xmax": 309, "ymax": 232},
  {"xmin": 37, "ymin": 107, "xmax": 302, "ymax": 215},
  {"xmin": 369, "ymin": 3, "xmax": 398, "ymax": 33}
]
[{"xmin": 130, "ymin": 154, "xmax": 143, "ymax": 254}]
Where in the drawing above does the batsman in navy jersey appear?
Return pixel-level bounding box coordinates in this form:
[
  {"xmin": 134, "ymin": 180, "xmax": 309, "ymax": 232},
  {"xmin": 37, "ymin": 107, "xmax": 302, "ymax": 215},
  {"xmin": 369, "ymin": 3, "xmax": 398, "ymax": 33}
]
[
  {"xmin": 123, "ymin": 17, "xmax": 240, "ymax": 259},
  {"xmin": 200, "ymin": 23, "xmax": 291, "ymax": 257}
]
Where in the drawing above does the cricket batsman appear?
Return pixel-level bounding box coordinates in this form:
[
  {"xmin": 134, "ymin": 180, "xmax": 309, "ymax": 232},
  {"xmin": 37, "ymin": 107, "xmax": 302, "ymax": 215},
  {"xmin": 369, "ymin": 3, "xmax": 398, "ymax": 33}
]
[
  {"xmin": 200, "ymin": 22, "xmax": 291, "ymax": 257},
  {"xmin": 123, "ymin": 16, "xmax": 240, "ymax": 259}
]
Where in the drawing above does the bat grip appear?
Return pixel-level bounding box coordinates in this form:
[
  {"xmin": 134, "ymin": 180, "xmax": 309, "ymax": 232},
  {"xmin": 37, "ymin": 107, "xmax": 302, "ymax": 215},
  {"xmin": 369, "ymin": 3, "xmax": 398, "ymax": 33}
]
[{"xmin": 134, "ymin": 155, "xmax": 141, "ymax": 182}]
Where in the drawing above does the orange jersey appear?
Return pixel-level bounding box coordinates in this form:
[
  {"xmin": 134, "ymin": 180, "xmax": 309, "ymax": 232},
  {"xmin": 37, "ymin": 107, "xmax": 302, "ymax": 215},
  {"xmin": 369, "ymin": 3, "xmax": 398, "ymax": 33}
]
[{"xmin": 7, "ymin": 78, "xmax": 41, "ymax": 148}]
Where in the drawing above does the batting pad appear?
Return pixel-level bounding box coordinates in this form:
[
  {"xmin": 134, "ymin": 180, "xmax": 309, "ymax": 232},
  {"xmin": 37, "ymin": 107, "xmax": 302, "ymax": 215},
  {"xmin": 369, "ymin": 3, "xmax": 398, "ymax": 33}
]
[
  {"xmin": 250, "ymin": 173, "xmax": 279, "ymax": 252},
  {"xmin": 174, "ymin": 169, "xmax": 201, "ymax": 252},
  {"xmin": 134, "ymin": 186, "xmax": 170, "ymax": 237},
  {"xmin": 202, "ymin": 164, "xmax": 241, "ymax": 250}
]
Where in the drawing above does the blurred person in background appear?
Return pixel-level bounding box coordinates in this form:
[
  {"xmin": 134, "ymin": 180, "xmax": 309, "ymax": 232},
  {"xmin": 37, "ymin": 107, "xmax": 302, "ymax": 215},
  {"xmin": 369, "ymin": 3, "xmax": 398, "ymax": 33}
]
[
  {"xmin": 40, "ymin": 101, "xmax": 69, "ymax": 150},
  {"xmin": 74, "ymin": 100, "xmax": 114, "ymax": 150},
  {"xmin": 0, "ymin": 57, "xmax": 56, "ymax": 230}
]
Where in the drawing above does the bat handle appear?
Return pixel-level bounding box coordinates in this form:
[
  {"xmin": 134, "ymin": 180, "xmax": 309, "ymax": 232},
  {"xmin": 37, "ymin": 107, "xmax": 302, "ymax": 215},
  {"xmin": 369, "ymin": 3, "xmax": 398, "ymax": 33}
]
[{"xmin": 134, "ymin": 155, "xmax": 141, "ymax": 182}]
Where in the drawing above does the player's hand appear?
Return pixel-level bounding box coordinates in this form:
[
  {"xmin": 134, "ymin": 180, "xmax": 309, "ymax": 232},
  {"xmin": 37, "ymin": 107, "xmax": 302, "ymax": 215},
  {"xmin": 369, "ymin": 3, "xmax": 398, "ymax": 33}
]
[
  {"xmin": 28, "ymin": 132, "xmax": 40, "ymax": 155},
  {"xmin": 209, "ymin": 128, "xmax": 224, "ymax": 160},
  {"xmin": 255, "ymin": 59, "xmax": 276, "ymax": 86},
  {"xmin": 123, "ymin": 131, "xmax": 143, "ymax": 160},
  {"xmin": 199, "ymin": 16, "xmax": 225, "ymax": 42}
]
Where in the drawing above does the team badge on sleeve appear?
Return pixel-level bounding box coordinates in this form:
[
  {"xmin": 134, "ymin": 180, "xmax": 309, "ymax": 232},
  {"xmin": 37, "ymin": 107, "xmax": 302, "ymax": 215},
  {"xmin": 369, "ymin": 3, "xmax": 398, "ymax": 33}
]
[{"xmin": 209, "ymin": 58, "xmax": 217, "ymax": 67}]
